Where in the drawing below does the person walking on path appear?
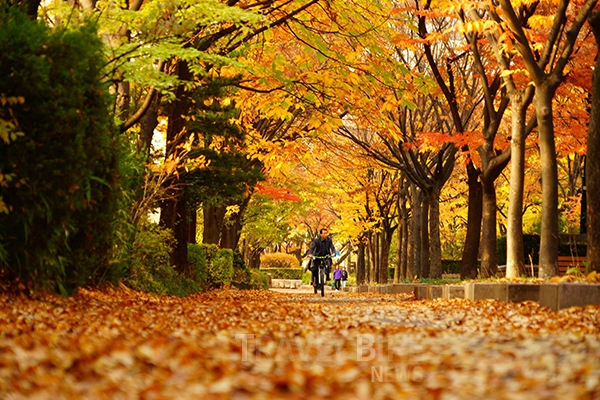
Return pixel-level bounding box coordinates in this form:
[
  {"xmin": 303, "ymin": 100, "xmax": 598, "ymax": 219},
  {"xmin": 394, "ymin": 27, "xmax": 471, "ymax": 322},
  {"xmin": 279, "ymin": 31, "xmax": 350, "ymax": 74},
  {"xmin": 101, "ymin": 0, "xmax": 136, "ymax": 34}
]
[
  {"xmin": 341, "ymin": 266, "xmax": 348, "ymax": 289},
  {"xmin": 333, "ymin": 265, "xmax": 343, "ymax": 291}
]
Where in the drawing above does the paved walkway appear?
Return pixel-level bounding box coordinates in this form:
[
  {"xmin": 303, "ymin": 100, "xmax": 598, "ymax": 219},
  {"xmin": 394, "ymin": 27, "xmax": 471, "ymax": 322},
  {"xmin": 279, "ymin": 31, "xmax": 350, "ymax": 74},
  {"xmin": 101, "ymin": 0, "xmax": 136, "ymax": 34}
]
[{"xmin": 270, "ymin": 284, "xmax": 350, "ymax": 294}]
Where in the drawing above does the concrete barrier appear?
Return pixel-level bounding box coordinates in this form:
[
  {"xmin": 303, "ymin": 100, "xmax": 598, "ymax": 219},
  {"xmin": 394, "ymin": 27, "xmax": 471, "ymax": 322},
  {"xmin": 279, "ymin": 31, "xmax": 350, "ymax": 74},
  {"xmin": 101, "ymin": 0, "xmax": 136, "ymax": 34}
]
[
  {"xmin": 368, "ymin": 285, "xmax": 381, "ymax": 293},
  {"xmin": 310, "ymin": 282, "xmax": 600, "ymax": 311},
  {"xmin": 389, "ymin": 284, "xmax": 418, "ymax": 294},
  {"xmin": 539, "ymin": 283, "xmax": 600, "ymax": 310},
  {"xmin": 415, "ymin": 284, "xmax": 429, "ymax": 300},
  {"xmin": 465, "ymin": 283, "xmax": 540, "ymax": 302},
  {"xmin": 443, "ymin": 285, "xmax": 465, "ymax": 299},
  {"xmin": 429, "ymin": 285, "xmax": 444, "ymax": 299}
]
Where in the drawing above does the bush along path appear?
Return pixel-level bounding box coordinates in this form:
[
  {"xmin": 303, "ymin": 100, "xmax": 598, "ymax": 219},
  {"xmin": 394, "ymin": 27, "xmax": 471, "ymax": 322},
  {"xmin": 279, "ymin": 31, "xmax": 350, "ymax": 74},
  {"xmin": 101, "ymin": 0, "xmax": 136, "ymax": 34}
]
[{"xmin": 1, "ymin": 286, "xmax": 599, "ymax": 399}]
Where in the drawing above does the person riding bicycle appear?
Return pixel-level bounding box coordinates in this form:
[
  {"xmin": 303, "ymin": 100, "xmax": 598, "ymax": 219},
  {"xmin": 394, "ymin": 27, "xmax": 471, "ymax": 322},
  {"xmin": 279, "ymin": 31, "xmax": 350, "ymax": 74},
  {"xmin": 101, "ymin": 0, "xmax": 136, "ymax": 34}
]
[{"xmin": 307, "ymin": 228, "xmax": 336, "ymax": 284}]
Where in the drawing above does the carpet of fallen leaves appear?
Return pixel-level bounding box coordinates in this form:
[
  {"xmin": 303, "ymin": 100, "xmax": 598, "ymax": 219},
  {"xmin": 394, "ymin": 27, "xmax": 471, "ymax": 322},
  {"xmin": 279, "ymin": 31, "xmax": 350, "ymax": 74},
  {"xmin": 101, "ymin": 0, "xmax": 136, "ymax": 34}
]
[{"xmin": 1, "ymin": 286, "xmax": 599, "ymax": 400}]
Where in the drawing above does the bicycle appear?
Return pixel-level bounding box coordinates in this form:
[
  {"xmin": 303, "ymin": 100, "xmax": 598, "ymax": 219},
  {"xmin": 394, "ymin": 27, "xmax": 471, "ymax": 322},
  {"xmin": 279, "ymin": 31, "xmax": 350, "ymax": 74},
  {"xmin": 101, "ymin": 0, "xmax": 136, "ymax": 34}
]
[{"xmin": 310, "ymin": 255, "xmax": 331, "ymax": 297}]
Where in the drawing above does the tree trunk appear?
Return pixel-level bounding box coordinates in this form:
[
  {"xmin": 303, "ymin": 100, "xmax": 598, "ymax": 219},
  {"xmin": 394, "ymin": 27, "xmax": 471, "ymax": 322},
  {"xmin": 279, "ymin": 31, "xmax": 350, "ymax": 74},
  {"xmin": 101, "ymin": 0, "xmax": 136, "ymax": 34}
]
[
  {"xmin": 203, "ymin": 204, "xmax": 226, "ymax": 245},
  {"xmin": 356, "ymin": 242, "xmax": 366, "ymax": 285},
  {"xmin": 535, "ymin": 85, "xmax": 559, "ymax": 278},
  {"xmin": 369, "ymin": 235, "xmax": 377, "ymax": 283},
  {"xmin": 506, "ymin": 96, "xmax": 528, "ymax": 278},
  {"xmin": 429, "ymin": 186, "xmax": 442, "ymax": 278},
  {"xmin": 16, "ymin": 0, "xmax": 41, "ymax": 19},
  {"xmin": 420, "ymin": 194, "xmax": 430, "ymax": 278},
  {"xmin": 480, "ymin": 177, "xmax": 498, "ymax": 277},
  {"xmin": 172, "ymin": 195, "xmax": 189, "ymax": 275},
  {"xmin": 241, "ymin": 239, "xmax": 262, "ymax": 269},
  {"xmin": 379, "ymin": 229, "xmax": 394, "ymax": 284},
  {"xmin": 159, "ymin": 60, "xmax": 192, "ymax": 272},
  {"xmin": 401, "ymin": 213, "xmax": 409, "ymax": 280},
  {"xmin": 395, "ymin": 218, "xmax": 403, "ymax": 283},
  {"xmin": 460, "ymin": 163, "xmax": 482, "ymax": 279},
  {"xmin": 412, "ymin": 186, "xmax": 423, "ymax": 278},
  {"xmin": 137, "ymin": 92, "xmax": 160, "ymax": 160},
  {"xmin": 188, "ymin": 207, "xmax": 197, "ymax": 244},
  {"xmin": 587, "ymin": 11, "xmax": 600, "ymax": 273},
  {"xmin": 406, "ymin": 195, "xmax": 415, "ymax": 279}
]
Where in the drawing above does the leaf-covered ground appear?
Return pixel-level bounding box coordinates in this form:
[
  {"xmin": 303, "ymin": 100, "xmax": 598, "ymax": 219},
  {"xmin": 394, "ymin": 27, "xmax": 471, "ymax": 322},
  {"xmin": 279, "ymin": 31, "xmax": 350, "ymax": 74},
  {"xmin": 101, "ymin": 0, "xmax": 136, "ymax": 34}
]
[{"xmin": 1, "ymin": 286, "xmax": 599, "ymax": 399}]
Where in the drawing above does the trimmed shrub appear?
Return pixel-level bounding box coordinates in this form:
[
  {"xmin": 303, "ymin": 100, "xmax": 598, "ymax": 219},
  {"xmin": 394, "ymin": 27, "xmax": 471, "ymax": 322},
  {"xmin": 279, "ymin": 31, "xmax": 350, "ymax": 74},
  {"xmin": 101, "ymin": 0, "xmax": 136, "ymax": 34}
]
[
  {"xmin": 188, "ymin": 243, "xmax": 208, "ymax": 289},
  {"xmin": 260, "ymin": 252, "xmax": 300, "ymax": 269},
  {"xmin": 125, "ymin": 224, "xmax": 200, "ymax": 296},
  {"xmin": 209, "ymin": 248, "xmax": 234, "ymax": 289},
  {"xmin": 260, "ymin": 268, "xmax": 303, "ymax": 279},
  {"xmin": 249, "ymin": 269, "xmax": 269, "ymax": 290},
  {"xmin": 188, "ymin": 243, "xmax": 233, "ymax": 290},
  {"xmin": 233, "ymin": 269, "xmax": 269, "ymax": 290}
]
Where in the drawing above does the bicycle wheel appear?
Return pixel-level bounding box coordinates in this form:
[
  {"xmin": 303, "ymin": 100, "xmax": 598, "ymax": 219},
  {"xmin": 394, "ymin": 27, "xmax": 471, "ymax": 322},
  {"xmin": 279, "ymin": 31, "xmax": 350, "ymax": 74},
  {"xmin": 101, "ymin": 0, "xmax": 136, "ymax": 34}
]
[{"xmin": 319, "ymin": 268, "xmax": 326, "ymax": 297}]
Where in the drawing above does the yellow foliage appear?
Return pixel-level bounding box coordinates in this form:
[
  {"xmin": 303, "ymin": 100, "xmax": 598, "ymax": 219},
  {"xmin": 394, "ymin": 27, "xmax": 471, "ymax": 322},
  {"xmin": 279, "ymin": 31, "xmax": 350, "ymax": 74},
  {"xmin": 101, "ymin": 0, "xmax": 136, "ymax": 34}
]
[{"xmin": 260, "ymin": 252, "xmax": 301, "ymax": 269}]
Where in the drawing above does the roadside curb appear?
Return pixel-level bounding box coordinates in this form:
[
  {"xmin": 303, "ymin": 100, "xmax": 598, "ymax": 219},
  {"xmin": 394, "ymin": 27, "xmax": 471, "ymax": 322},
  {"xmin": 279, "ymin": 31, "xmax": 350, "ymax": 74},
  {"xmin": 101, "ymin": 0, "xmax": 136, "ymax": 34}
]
[{"xmin": 343, "ymin": 282, "xmax": 600, "ymax": 310}]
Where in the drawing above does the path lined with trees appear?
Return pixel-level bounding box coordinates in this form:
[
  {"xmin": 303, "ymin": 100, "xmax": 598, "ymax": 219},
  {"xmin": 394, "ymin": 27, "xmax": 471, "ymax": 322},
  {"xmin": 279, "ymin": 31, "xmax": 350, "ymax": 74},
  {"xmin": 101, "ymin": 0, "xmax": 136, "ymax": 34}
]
[{"xmin": 2, "ymin": 0, "xmax": 600, "ymax": 292}]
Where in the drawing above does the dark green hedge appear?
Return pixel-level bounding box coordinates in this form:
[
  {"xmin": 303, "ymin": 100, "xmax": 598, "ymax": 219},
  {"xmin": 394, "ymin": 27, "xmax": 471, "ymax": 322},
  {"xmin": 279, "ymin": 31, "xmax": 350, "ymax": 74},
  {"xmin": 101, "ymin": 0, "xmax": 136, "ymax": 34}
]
[
  {"xmin": 497, "ymin": 234, "xmax": 587, "ymax": 265},
  {"xmin": 260, "ymin": 268, "xmax": 303, "ymax": 279},
  {"xmin": 0, "ymin": 9, "xmax": 122, "ymax": 294},
  {"xmin": 188, "ymin": 243, "xmax": 233, "ymax": 290}
]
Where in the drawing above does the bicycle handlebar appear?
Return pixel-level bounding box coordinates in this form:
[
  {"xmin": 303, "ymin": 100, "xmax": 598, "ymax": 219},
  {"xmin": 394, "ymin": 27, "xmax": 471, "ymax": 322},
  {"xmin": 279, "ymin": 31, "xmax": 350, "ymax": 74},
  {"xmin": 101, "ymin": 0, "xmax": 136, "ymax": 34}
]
[{"xmin": 311, "ymin": 254, "xmax": 332, "ymax": 259}]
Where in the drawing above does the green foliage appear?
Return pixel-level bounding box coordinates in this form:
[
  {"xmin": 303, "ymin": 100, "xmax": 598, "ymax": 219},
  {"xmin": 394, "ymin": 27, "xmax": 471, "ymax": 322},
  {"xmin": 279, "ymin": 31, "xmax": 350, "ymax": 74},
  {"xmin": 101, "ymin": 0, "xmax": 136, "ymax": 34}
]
[
  {"xmin": 302, "ymin": 270, "xmax": 312, "ymax": 285},
  {"xmin": 230, "ymin": 249, "xmax": 266, "ymax": 290},
  {"xmin": 0, "ymin": 9, "xmax": 124, "ymax": 294},
  {"xmin": 260, "ymin": 268, "xmax": 303, "ymax": 279},
  {"xmin": 188, "ymin": 243, "xmax": 233, "ymax": 290},
  {"xmin": 184, "ymin": 76, "xmax": 263, "ymax": 209},
  {"xmin": 232, "ymin": 249, "xmax": 246, "ymax": 270},
  {"xmin": 125, "ymin": 224, "xmax": 200, "ymax": 296},
  {"xmin": 441, "ymin": 260, "xmax": 462, "ymax": 274},
  {"xmin": 190, "ymin": 244, "xmax": 267, "ymax": 291},
  {"xmin": 187, "ymin": 243, "xmax": 208, "ymax": 289},
  {"xmin": 248, "ymin": 269, "xmax": 269, "ymax": 290},
  {"xmin": 260, "ymin": 252, "xmax": 300, "ymax": 269},
  {"xmin": 232, "ymin": 267, "xmax": 269, "ymax": 290},
  {"xmin": 88, "ymin": 0, "xmax": 266, "ymax": 103},
  {"xmin": 347, "ymin": 273, "xmax": 356, "ymax": 286},
  {"xmin": 558, "ymin": 241, "xmax": 586, "ymax": 257},
  {"xmin": 241, "ymin": 191, "xmax": 309, "ymax": 251},
  {"xmin": 414, "ymin": 278, "xmax": 462, "ymax": 285},
  {"xmin": 497, "ymin": 234, "xmax": 541, "ymax": 265},
  {"xmin": 209, "ymin": 248, "xmax": 234, "ymax": 289}
]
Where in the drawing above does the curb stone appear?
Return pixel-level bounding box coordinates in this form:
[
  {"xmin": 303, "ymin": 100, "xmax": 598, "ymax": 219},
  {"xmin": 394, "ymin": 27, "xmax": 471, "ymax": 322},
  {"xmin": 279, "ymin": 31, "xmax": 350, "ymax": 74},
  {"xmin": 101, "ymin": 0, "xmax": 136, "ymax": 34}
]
[{"xmin": 344, "ymin": 282, "xmax": 600, "ymax": 310}]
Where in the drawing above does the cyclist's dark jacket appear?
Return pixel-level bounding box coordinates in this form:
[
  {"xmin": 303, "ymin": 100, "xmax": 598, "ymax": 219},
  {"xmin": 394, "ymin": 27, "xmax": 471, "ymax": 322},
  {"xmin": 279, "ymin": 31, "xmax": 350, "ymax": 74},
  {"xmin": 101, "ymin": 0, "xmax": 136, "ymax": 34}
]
[
  {"xmin": 308, "ymin": 236, "xmax": 335, "ymax": 273},
  {"xmin": 309, "ymin": 236, "xmax": 336, "ymax": 258}
]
